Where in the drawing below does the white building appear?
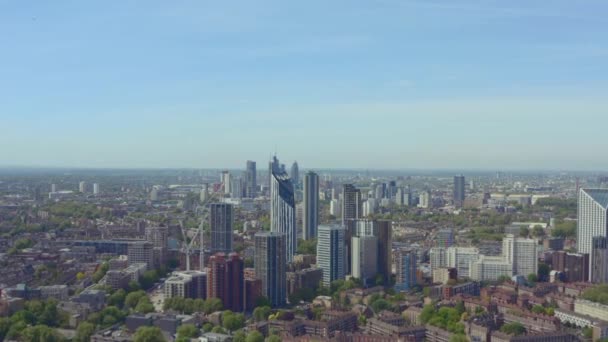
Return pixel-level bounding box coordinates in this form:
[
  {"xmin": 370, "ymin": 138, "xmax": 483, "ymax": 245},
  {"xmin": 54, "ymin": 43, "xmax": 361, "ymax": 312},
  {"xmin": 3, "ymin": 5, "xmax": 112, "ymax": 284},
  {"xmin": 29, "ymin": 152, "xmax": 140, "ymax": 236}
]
[
  {"xmin": 578, "ymin": 189, "xmax": 608, "ymax": 279},
  {"xmin": 503, "ymin": 234, "xmax": 538, "ymax": 277},
  {"xmin": 446, "ymin": 247, "xmax": 479, "ymax": 279},
  {"xmin": 351, "ymin": 235, "xmax": 378, "ymax": 285},
  {"xmin": 330, "ymin": 199, "xmax": 341, "ymax": 217},
  {"xmin": 363, "ymin": 199, "xmax": 376, "ymax": 217},
  {"xmin": 470, "ymin": 255, "xmax": 513, "ymax": 281},
  {"xmin": 418, "ymin": 191, "xmax": 431, "ymax": 209},
  {"xmin": 430, "ymin": 247, "xmax": 447, "ymax": 270},
  {"xmin": 317, "ymin": 224, "xmax": 345, "ymax": 287},
  {"xmin": 79, "ymin": 181, "xmax": 86, "ymax": 193},
  {"xmin": 93, "ymin": 183, "xmax": 100, "ymax": 195}
]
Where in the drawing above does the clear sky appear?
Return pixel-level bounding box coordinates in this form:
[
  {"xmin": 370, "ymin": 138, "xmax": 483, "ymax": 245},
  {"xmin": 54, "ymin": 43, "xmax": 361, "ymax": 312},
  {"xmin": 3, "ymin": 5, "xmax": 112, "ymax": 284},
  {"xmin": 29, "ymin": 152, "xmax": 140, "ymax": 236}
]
[{"xmin": 1, "ymin": 1, "xmax": 607, "ymax": 170}]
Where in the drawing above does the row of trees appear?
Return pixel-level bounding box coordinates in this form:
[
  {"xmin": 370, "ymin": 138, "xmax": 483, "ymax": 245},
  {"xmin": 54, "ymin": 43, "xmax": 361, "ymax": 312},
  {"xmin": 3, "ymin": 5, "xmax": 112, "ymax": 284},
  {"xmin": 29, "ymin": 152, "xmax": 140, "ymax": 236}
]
[
  {"xmin": 0, "ymin": 299, "xmax": 69, "ymax": 341},
  {"xmin": 163, "ymin": 297, "xmax": 223, "ymax": 314}
]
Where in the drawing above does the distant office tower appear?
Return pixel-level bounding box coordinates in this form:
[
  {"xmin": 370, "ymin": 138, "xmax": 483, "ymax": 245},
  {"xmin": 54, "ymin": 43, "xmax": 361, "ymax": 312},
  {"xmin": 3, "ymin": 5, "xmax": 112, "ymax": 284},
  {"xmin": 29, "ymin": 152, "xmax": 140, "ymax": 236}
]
[
  {"xmin": 200, "ymin": 183, "xmax": 209, "ymax": 203},
  {"xmin": 303, "ymin": 171, "xmax": 319, "ymax": 240},
  {"xmin": 330, "ymin": 199, "xmax": 341, "ymax": 217},
  {"xmin": 436, "ymin": 229, "xmax": 455, "ymax": 248},
  {"xmin": 290, "ymin": 161, "xmax": 300, "ymax": 188},
  {"xmin": 210, "ymin": 203, "xmax": 233, "ymax": 254},
  {"xmin": 268, "ymin": 155, "xmax": 280, "ymax": 191},
  {"xmin": 430, "ymin": 248, "xmax": 447, "ymax": 270},
  {"xmin": 221, "ymin": 171, "xmax": 231, "ymax": 194},
  {"xmin": 342, "ymin": 184, "xmax": 362, "ymax": 225},
  {"xmin": 128, "ymin": 241, "xmax": 154, "ymax": 270},
  {"xmin": 362, "ymin": 199, "xmax": 375, "ymax": 217},
  {"xmin": 454, "ymin": 175, "xmax": 465, "ymax": 208},
  {"xmin": 396, "ymin": 187, "xmax": 406, "ymax": 206},
  {"xmin": 502, "ymin": 234, "xmax": 537, "ymax": 277},
  {"xmin": 51, "ymin": 184, "xmax": 57, "ymax": 193},
  {"xmin": 578, "ymin": 188, "xmax": 608, "ymax": 279},
  {"xmin": 395, "ymin": 248, "xmax": 417, "ymax": 292},
  {"xmin": 352, "ymin": 219, "xmax": 391, "ymax": 284},
  {"xmin": 270, "ymin": 171, "xmax": 297, "ymax": 262},
  {"xmin": 374, "ymin": 183, "xmax": 386, "ymax": 200},
  {"xmin": 246, "ymin": 161, "xmax": 257, "ymax": 198},
  {"xmin": 418, "ymin": 191, "xmax": 431, "ymax": 209},
  {"xmin": 207, "ymin": 252, "xmax": 244, "ymax": 312},
  {"xmin": 93, "ymin": 183, "xmax": 99, "ymax": 195},
  {"xmin": 375, "ymin": 220, "xmax": 392, "ymax": 285},
  {"xmin": 351, "ymin": 235, "xmax": 378, "ymax": 286},
  {"xmin": 317, "ymin": 224, "xmax": 345, "ymax": 287},
  {"xmin": 592, "ymin": 237, "xmax": 608, "ymax": 283},
  {"xmin": 79, "ymin": 181, "xmax": 86, "ymax": 193},
  {"xmin": 254, "ymin": 232, "xmax": 287, "ymax": 307},
  {"xmin": 388, "ymin": 181, "xmax": 397, "ymax": 199},
  {"xmin": 231, "ymin": 177, "xmax": 243, "ymax": 199}
]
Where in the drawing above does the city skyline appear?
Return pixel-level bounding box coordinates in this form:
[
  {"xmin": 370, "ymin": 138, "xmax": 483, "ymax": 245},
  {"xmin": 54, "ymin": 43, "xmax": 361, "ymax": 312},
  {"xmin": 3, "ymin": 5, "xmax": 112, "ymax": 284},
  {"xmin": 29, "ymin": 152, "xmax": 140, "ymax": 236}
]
[{"xmin": 1, "ymin": 1, "xmax": 607, "ymax": 169}]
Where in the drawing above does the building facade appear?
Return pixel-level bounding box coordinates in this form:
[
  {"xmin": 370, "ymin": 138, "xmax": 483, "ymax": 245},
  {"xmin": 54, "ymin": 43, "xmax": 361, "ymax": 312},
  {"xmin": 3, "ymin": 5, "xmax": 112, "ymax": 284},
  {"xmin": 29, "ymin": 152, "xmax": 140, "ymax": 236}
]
[
  {"xmin": 254, "ymin": 232, "xmax": 287, "ymax": 307},
  {"xmin": 270, "ymin": 171, "xmax": 297, "ymax": 262},
  {"xmin": 209, "ymin": 203, "xmax": 234, "ymax": 254},
  {"xmin": 317, "ymin": 224, "xmax": 346, "ymax": 287},
  {"xmin": 578, "ymin": 189, "xmax": 608, "ymax": 279},
  {"xmin": 303, "ymin": 171, "xmax": 319, "ymax": 240}
]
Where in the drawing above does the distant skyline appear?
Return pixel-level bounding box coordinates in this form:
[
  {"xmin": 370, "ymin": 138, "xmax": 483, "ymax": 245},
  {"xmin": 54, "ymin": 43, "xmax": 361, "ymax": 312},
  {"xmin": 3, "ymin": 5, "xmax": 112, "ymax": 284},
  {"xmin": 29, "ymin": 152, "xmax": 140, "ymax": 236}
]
[{"xmin": 1, "ymin": 1, "xmax": 607, "ymax": 170}]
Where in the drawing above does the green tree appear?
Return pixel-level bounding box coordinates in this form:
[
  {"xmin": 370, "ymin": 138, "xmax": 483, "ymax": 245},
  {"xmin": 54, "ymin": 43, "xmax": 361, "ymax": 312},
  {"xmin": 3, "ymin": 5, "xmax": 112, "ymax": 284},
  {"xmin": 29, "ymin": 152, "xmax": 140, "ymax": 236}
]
[
  {"xmin": 21, "ymin": 325, "xmax": 63, "ymax": 342},
  {"xmin": 211, "ymin": 326, "xmax": 225, "ymax": 334},
  {"xmin": 528, "ymin": 274, "xmax": 538, "ymax": 284},
  {"xmin": 234, "ymin": 330, "xmax": 247, "ymax": 342},
  {"xmin": 177, "ymin": 324, "xmax": 199, "ymax": 339},
  {"xmin": 371, "ymin": 299, "xmax": 391, "ymax": 313},
  {"xmin": 133, "ymin": 326, "xmax": 166, "ymax": 342},
  {"xmin": 108, "ymin": 289, "xmax": 126, "ymax": 308},
  {"xmin": 519, "ymin": 227, "xmax": 530, "ymax": 237},
  {"xmin": 203, "ymin": 298, "xmax": 223, "ymax": 314},
  {"xmin": 74, "ymin": 322, "xmax": 96, "ymax": 342},
  {"xmin": 202, "ymin": 323, "xmax": 214, "ymax": 332},
  {"xmin": 135, "ymin": 297, "xmax": 155, "ymax": 314},
  {"xmin": 296, "ymin": 238, "xmax": 317, "ymax": 254},
  {"xmin": 0, "ymin": 318, "xmax": 10, "ymax": 341},
  {"xmin": 500, "ymin": 322, "xmax": 526, "ymax": 336},
  {"xmin": 125, "ymin": 291, "xmax": 147, "ymax": 309},
  {"xmin": 267, "ymin": 335, "xmax": 281, "ymax": 342},
  {"xmin": 253, "ymin": 306, "xmax": 271, "ymax": 322},
  {"xmin": 223, "ymin": 311, "xmax": 246, "ymax": 331},
  {"xmin": 450, "ymin": 334, "xmax": 468, "ymax": 342},
  {"xmin": 246, "ymin": 331, "xmax": 264, "ymax": 342},
  {"xmin": 531, "ymin": 305, "xmax": 545, "ymax": 314}
]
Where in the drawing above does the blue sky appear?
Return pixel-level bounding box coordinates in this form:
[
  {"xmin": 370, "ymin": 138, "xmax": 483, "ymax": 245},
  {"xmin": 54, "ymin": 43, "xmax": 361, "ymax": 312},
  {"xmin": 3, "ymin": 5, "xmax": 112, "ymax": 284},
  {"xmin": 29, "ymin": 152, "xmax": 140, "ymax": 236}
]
[{"xmin": 1, "ymin": 0, "xmax": 607, "ymax": 170}]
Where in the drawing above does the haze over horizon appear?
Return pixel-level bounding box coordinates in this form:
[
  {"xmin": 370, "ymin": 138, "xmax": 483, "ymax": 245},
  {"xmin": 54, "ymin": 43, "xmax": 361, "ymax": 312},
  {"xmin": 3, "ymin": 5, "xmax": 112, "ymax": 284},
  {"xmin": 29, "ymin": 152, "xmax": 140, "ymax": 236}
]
[{"xmin": 1, "ymin": 1, "xmax": 607, "ymax": 170}]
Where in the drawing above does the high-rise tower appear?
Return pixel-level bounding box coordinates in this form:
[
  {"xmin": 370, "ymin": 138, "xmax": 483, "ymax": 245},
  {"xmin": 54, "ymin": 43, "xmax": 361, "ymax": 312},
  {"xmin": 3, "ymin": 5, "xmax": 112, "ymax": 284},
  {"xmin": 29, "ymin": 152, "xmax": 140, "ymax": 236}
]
[
  {"xmin": 317, "ymin": 224, "xmax": 345, "ymax": 287},
  {"xmin": 303, "ymin": 171, "xmax": 319, "ymax": 240},
  {"xmin": 254, "ymin": 232, "xmax": 287, "ymax": 307},
  {"xmin": 577, "ymin": 188, "xmax": 608, "ymax": 280},
  {"xmin": 454, "ymin": 175, "xmax": 465, "ymax": 208},
  {"xmin": 270, "ymin": 170, "xmax": 297, "ymax": 262},
  {"xmin": 246, "ymin": 161, "xmax": 257, "ymax": 198},
  {"xmin": 210, "ymin": 203, "xmax": 233, "ymax": 254}
]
